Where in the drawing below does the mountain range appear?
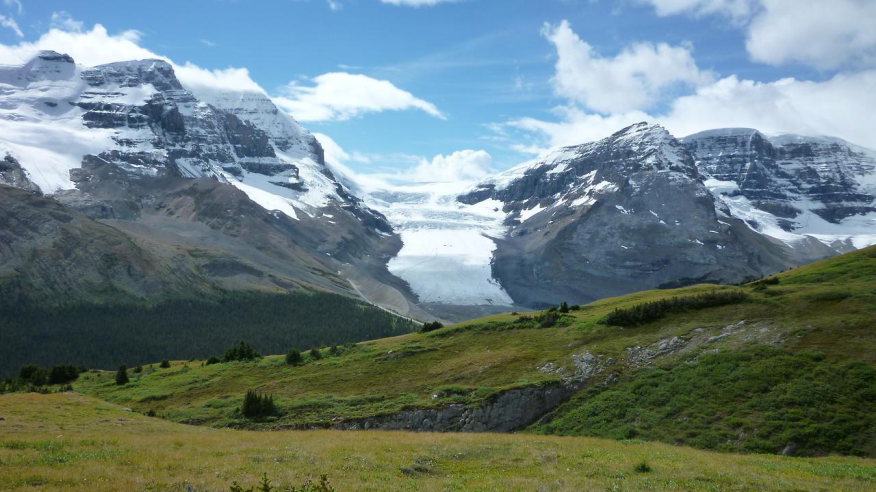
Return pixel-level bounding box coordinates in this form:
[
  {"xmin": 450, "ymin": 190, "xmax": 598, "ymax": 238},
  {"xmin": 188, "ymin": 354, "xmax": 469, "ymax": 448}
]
[{"xmin": 1, "ymin": 51, "xmax": 875, "ymax": 322}]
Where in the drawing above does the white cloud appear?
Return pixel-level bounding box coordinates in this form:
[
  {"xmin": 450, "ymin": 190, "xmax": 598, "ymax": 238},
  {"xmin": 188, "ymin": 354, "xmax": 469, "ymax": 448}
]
[
  {"xmin": 497, "ymin": 17, "xmax": 876, "ymax": 153},
  {"xmin": 50, "ymin": 11, "xmax": 84, "ymax": 32},
  {"xmin": 500, "ymin": 70, "xmax": 876, "ymax": 152},
  {"xmin": 747, "ymin": 0, "xmax": 876, "ymax": 69},
  {"xmin": 380, "ymin": 0, "xmax": 456, "ymax": 6},
  {"xmin": 175, "ymin": 63, "xmax": 265, "ymax": 98},
  {"xmin": 642, "ymin": 0, "xmax": 757, "ymax": 19},
  {"xmin": 327, "ymin": 0, "xmax": 342, "ymax": 11},
  {"xmin": 643, "ymin": 0, "xmax": 876, "ymax": 70},
  {"xmin": 274, "ymin": 72, "xmax": 444, "ymax": 122},
  {"xmin": 403, "ymin": 149, "xmax": 493, "ymax": 183},
  {"xmin": 0, "ymin": 24, "xmax": 157, "ymax": 66},
  {"xmin": 543, "ymin": 20, "xmax": 711, "ymax": 113},
  {"xmin": 4, "ymin": 0, "xmax": 22, "ymax": 15},
  {"xmin": 200, "ymin": 38, "xmax": 217, "ymax": 48},
  {"xmin": 0, "ymin": 14, "xmax": 22, "ymax": 37}
]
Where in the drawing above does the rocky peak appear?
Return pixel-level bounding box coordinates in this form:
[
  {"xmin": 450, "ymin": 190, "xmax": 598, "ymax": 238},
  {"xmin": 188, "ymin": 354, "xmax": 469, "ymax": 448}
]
[
  {"xmin": 683, "ymin": 129, "xmax": 876, "ymax": 225},
  {"xmin": 0, "ymin": 50, "xmax": 77, "ymax": 86},
  {"xmin": 81, "ymin": 59, "xmax": 182, "ymax": 92}
]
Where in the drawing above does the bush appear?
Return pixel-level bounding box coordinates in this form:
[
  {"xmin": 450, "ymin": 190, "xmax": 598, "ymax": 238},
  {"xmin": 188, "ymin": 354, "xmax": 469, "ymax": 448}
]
[
  {"xmin": 133, "ymin": 365, "xmax": 143, "ymax": 373},
  {"xmin": 285, "ymin": 349, "xmax": 303, "ymax": 366},
  {"xmin": 241, "ymin": 390, "xmax": 277, "ymax": 419},
  {"xmin": 48, "ymin": 365, "xmax": 79, "ymax": 385},
  {"xmin": 603, "ymin": 291, "xmax": 748, "ymax": 327},
  {"xmin": 420, "ymin": 321, "xmax": 444, "ymax": 333},
  {"xmin": 329, "ymin": 345, "xmax": 341, "ymax": 356},
  {"xmin": 230, "ymin": 473, "xmax": 334, "ymax": 492},
  {"xmin": 159, "ymin": 360, "xmax": 171, "ymax": 369},
  {"xmin": 634, "ymin": 461, "xmax": 652, "ymax": 473},
  {"xmin": 206, "ymin": 356, "xmax": 221, "ymax": 365},
  {"xmin": 559, "ymin": 301, "xmax": 570, "ymax": 313},
  {"xmin": 223, "ymin": 341, "xmax": 261, "ymax": 362},
  {"xmin": 538, "ymin": 312, "xmax": 560, "ymax": 328},
  {"xmin": 115, "ymin": 365, "xmax": 129, "ymax": 385},
  {"xmin": 18, "ymin": 365, "xmax": 47, "ymax": 386},
  {"xmin": 309, "ymin": 348, "xmax": 322, "ymax": 360}
]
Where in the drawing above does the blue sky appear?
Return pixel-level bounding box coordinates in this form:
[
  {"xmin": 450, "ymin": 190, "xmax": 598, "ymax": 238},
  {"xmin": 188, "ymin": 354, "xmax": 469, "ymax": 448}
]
[{"xmin": 1, "ymin": 0, "xmax": 874, "ymax": 180}]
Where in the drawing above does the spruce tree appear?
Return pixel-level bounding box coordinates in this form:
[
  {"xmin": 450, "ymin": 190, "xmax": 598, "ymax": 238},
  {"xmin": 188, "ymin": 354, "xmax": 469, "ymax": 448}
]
[
  {"xmin": 115, "ymin": 365, "xmax": 129, "ymax": 385},
  {"xmin": 285, "ymin": 349, "xmax": 303, "ymax": 366}
]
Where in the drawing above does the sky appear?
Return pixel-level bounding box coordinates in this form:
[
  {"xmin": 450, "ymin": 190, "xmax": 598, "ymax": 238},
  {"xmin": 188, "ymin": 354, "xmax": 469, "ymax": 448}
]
[{"xmin": 1, "ymin": 0, "xmax": 874, "ymax": 184}]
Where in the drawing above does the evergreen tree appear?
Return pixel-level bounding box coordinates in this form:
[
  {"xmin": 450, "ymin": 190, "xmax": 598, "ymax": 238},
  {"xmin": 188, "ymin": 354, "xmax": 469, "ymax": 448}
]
[
  {"xmin": 115, "ymin": 365, "xmax": 129, "ymax": 385},
  {"xmin": 285, "ymin": 349, "xmax": 303, "ymax": 366},
  {"xmin": 560, "ymin": 301, "xmax": 570, "ymax": 313},
  {"xmin": 241, "ymin": 390, "xmax": 277, "ymax": 418}
]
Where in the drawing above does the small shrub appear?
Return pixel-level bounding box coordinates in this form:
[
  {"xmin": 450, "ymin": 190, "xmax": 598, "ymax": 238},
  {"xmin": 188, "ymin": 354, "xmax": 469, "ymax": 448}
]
[
  {"xmin": 241, "ymin": 390, "xmax": 277, "ymax": 419},
  {"xmin": 559, "ymin": 301, "xmax": 570, "ymax": 313},
  {"xmin": 159, "ymin": 360, "xmax": 171, "ymax": 369},
  {"xmin": 309, "ymin": 348, "xmax": 322, "ymax": 360},
  {"xmin": 206, "ymin": 356, "xmax": 221, "ymax": 365},
  {"xmin": 115, "ymin": 365, "xmax": 129, "ymax": 385},
  {"xmin": 230, "ymin": 473, "xmax": 334, "ymax": 492},
  {"xmin": 420, "ymin": 321, "xmax": 444, "ymax": 333},
  {"xmin": 538, "ymin": 312, "xmax": 560, "ymax": 328},
  {"xmin": 285, "ymin": 349, "xmax": 303, "ymax": 366},
  {"xmin": 569, "ymin": 304, "xmax": 581, "ymax": 311},
  {"xmin": 133, "ymin": 365, "xmax": 143, "ymax": 373},
  {"xmin": 634, "ymin": 461, "xmax": 652, "ymax": 473},
  {"xmin": 329, "ymin": 345, "xmax": 341, "ymax": 356}
]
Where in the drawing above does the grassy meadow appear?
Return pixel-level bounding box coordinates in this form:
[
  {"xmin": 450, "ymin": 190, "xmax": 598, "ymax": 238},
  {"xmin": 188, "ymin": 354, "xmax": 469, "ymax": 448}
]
[{"xmin": 1, "ymin": 392, "xmax": 874, "ymax": 492}]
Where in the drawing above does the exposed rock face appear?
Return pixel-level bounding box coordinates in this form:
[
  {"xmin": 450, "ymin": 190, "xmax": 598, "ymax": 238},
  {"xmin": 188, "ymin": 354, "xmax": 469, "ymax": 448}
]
[
  {"xmin": 460, "ymin": 123, "xmax": 814, "ymax": 307},
  {"xmin": 0, "ymin": 155, "xmax": 40, "ymax": 193},
  {"xmin": 333, "ymin": 382, "xmax": 581, "ymax": 432},
  {"xmin": 682, "ymin": 129, "xmax": 876, "ymax": 226}
]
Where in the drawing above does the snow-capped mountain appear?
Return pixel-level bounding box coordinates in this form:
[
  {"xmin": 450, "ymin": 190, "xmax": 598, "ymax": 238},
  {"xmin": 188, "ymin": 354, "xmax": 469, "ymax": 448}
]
[
  {"xmin": 2, "ymin": 50, "xmax": 875, "ymax": 319},
  {"xmin": 0, "ymin": 51, "xmax": 419, "ymax": 315},
  {"xmin": 682, "ymin": 128, "xmax": 876, "ymax": 248}
]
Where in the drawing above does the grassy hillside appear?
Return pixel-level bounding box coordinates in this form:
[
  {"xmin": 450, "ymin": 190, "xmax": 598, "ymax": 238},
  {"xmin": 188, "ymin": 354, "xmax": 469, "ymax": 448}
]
[
  {"xmin": 0, "ymin": 290, "xmax": 417, "ymax": 376},
  {"xmin": 72, "ymin": 246, "xmax": 876, "ymax": 455},
  {"xmin": 1, "ymin": 392, "xmax": 873, "ymax": 492}
]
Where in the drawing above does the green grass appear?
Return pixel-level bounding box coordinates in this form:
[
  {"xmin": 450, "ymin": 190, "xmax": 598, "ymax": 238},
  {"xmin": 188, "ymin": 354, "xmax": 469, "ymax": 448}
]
[
  {"xmin": 66, "ymin": 246, "xmax": 876, "ymax": 455},
  {"xmin": 1, "ymin": 392, "xmax": 874, "ymax": 491},
  {"xmin": 534, "ymin": 346, "xmax": 876, "ymax": 456}
]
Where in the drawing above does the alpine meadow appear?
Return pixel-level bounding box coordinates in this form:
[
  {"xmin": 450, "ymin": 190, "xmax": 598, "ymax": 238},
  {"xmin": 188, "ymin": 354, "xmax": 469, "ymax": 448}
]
[{"xmin": 1, "ymin": 1, "xmax": 875, "ymax": 491}]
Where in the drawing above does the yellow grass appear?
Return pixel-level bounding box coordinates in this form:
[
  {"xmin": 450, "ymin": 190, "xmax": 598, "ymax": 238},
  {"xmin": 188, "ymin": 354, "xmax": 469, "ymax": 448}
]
[{"xmin": 1, "ymin": 393, "xmax": 873, "ymax": 491}]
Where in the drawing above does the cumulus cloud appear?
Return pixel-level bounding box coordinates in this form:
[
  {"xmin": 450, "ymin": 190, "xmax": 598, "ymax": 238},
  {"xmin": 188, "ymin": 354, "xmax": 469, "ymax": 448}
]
[
  {"xmin": 0, "ymin": 14, "xmax": 22, "ymax": 37},
  {"xmin": 274, "ymin": 72, "xmax": 445, "ymax": 122},
  {"xmin": 496, "ymin": 18, "xmax": 876, "ymax": 153},
  {"xmin": 402, "ymin": 149, "xmax": 493, "ymax": 183},
  {"xmin": 500, "ymin": 70, "xmax": 876, "ymax": 151},
  {"xmin": 643, "ymin": 0, "xmax": 876, "ymax": 70},
  {"xmin": 746, "ymin": 0, "xmax": 876, "ymax": 69},
  {"xmin": 543, "ymin": 20, "xmax": 711, "ymax": 113}
]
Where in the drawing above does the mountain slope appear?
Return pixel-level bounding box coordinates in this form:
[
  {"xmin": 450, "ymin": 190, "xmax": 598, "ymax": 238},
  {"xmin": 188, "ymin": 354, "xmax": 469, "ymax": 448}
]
[
  {"xmin": 73, "ymin": 245, "xmax": 876, "ymax": 456},
  {"xmin": 457, "ymin": 123, "xmax": 835, "ymax": 307},
  {"xmin": 0, "ymin": 50, "xmax": 428, "ymax": 319}
]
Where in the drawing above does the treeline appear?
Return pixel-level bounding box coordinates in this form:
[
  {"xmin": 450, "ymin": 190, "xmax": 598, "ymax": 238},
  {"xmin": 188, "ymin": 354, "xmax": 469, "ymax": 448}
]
[
  {"xmin": 0, "ymin": 290, "xmax": 416, "ymax": 376},
  {"xmin": 604, "ymin": 290, "xmax": 748, "ymax": 327}
]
